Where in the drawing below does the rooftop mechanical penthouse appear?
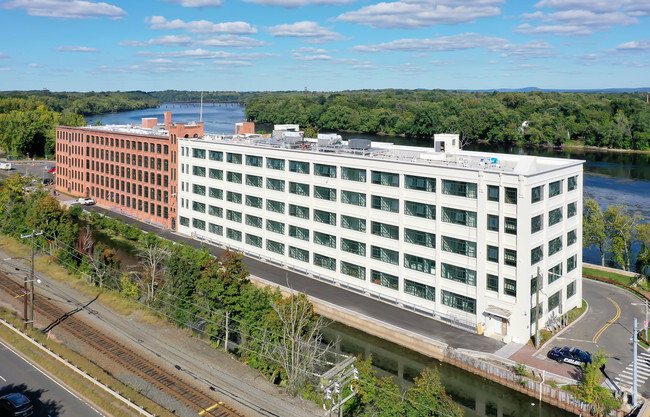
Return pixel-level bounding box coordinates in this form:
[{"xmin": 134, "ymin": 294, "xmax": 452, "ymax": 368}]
[
  {"xmin": 56, "ymin": 112, "xmax": 203, "ymax": 229},
  {"xmin": 176, "ymin": 126, "xmax": 584, "ymax": 343}
]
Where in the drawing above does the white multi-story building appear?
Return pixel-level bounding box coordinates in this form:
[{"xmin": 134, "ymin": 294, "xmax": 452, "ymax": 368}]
[{"xmin": 177, "ymin": 129, "xmax": 584, "ymax": 343}]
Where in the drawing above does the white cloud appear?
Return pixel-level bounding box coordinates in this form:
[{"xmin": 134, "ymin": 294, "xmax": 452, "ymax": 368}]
[
  {"xmin": 0, "ymin": 68, "xmax": 13, "ymax": 71},
  {"xmin": 0, "ymin": 53, "xmax": 8, "ymax": 59},
  {"xmin": 243, "ymin": 0, "xmax": 353, "ymax": 7},
  {"xmin": 621, "ymin": 61, "xmax": 649, "ymax": 67},
  {"xmin": 145, "ymin": 16, "xmax": 257, "ymax": 34},
  {"xmin": 135, "ymin": 48, "xmax": 274, "ymax": 61},
  {"xmin": 165, "ymin": 0, "xmax": 222, "ymax": 7},
  {"xmin": 27, "ymin": 63, "xmax": 42, "ymax": 67},
  {"xmin": 291, "ymin": 47, "xmax": 329, "ymax": 56},
  {"xmin": 212, "ymin": 60, "xmax": 256, "ymax": 67},
  {"xmin": 353, "ymin": 33, "xmax": 507, "ymax": 53},
  {"xmin": 491, "ymin": 40, "xmax": 555, "ymax": 59},
  {"xmin": 614, "ymin": 39, "xmax": 650, "ymax": 51},
  {"xmin": 55, "ymin": 46, "xmax": 100, "ymax": 52},
  {"xmin": 95, "ymin": 64, "xmax": 195, "ymax": 74},
  {"xmin": 120, "ymin": 35, "xmax": 267, "ymax": 49},
  {"xmin": 386, "ymin": 62, "xmax": 428, "ymax": 73},
  {"xmin": 266, "ymin": 21, "xmax": 346, "ymax": 44},
  {"xmin": 2, "ymin": 0, "xmax": 126, "ymax": 19},
  {"xmin": 575, "ymin": 53, "xmax": 605, "ymax": 65},
  {"xmin": 516, "ymin": 23, "xmax": 593, "ymax": 36},
  {"xmin": 337, "ymin": 0, "xmax": 503, "ymax": 29},
  {"xmin": 534, "ymin": 0, "xmax": 624, "ymax": 13}
]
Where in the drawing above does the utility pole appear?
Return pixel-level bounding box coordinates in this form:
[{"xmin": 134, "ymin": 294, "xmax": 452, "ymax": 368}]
[
  {"xmin": 633, "ymin": 318, "xmax": 639, "ymax": 406},
  {"xmin": 535, "ymin": 267, "xmax": 541, "ymax": 348},
  {"xmin": 20, "ymin": 230, "xmax": 43, "ymax": 330},
  {"xmin": 321, "ymin": 357, "xmax": 358, "ymax": 417}
]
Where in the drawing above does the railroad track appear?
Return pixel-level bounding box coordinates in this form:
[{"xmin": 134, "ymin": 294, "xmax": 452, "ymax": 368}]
[{"xmin": 0, "ymin": 271, "xmax": 243, "ymax": 417}]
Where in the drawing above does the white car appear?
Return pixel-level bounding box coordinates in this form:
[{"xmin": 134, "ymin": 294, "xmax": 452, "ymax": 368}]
[{"xmin": 77, "ymin": 197, "xmax": 95, "ymax": 205}]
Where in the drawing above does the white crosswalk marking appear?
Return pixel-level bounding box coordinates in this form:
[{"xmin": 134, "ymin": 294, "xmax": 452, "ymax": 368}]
[{"xmin": 615, "ymin": 354, "xmax": 650, "ymax": 386}]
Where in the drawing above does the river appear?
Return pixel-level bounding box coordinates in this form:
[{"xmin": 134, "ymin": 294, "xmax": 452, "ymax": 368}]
[{"xmin": 87, "ymin": 104, "xmax": 647, "ymax": 416}]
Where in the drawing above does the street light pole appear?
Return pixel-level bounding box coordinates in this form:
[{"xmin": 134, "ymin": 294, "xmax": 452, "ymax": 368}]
[
  {"xmin": 634, "ymin": 317, "xmax": 639, "ymax": 406},
  {"xmin": 20, "ymin": 230, "xmax": 43, "ymax": 330}
]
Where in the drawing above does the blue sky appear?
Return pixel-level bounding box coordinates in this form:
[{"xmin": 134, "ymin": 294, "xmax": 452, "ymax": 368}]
[{"xmin": 1, "ymin": 0, "xmax": 649, "ymax": 92}]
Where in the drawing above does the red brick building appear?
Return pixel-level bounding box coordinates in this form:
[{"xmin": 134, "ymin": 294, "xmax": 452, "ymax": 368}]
[{"xmin": 55, "ymin": 112, "xmax": 203, "ymax": 229}]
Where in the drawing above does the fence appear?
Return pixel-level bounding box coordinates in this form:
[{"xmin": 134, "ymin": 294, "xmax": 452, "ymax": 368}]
[{"xmin": 446, "ymin": 347, "xmax": 628, "ymax": 417}]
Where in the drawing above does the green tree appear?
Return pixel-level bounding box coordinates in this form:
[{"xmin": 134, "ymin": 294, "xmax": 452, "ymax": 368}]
[
  {"xmin": 604, "ymin": 205, "xmax": 641, "ymax": 271},
  {"xmin": 583, "ymin": 199, "xmax": 608, "ymax": 266},
  {"xmin": 404, "ymin": 367, "xmax": 463, "ymax": 417},
  {"xmin": 636, "ymin": 223, "xmax": 650, "ymax": 276},
  {"xmin": 573, "ymin": 350, "xmax": 620, "ymax": 416}
]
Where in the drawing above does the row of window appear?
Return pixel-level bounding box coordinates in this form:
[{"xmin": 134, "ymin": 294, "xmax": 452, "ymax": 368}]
[
  {"xmin": 531, "ymin": 176, "xmax": 579, "ymax": 203},
  {"xmin": 531, "ymin": 202, "xmax": 578, "ymax": 233},
  {"xmin": 530, "ymin": 230, "xmax": 577, "ymax": 265},
  {"xmin": 530, "ymin": 281, "xmax": 576, "ymax": 324}
]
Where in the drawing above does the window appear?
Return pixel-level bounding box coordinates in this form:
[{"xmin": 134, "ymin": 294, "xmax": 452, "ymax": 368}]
[
  {"xmin": 193, "ymin": 184, "xmax": 206, "ymax": 195},
  {"xmin": 405, "ymin": 280, "xmax": 435, "ymax": 301},
  {"xmin": 549, "ymin": 180, "xmax": 562, "ymax": 197},
  {"xmin": 314, "ymin": 164, "xmax": 336, "ymax": 178},
  {"xmin": 531, "ymin": 214, "xmax": 543, "ymax": 233},
  {"xmin": 549, "ymin": 236, "xmax": 563, "ymax": 256},
  {"xmin": 548, "ymin": 263, "xmax": 562, "ymax": 284},
  {"xmin": 405, "ymin": 201, "xmax": 436, "ymax": 219},
  {"xmin": 192, "ymin": 148, "xmax": 206, "ymax": 159},
  {"xmin": 193, "ymin": 166, "xmax": 206, "ymax": 177},
  {"xmin": 568, "ymin": 176, "xmax": 578, "ymax": 191},
  {"xmin": 341, "ymin": 262, "xmax": 365, "ymax": 280},
  {"xmin": 567, "ymin": 202, "xmax": 577, "ymax": 218},
  {"xmin": 371, "ymin": 195, "xmax": 399, "ymax": 213},
  {"xmin": 289, "ymin": 204, "xmax": 309, "ymax": 219},
  {"xmin": 404, "ymin": 229, "xmax": 435, "ymax": 248},
  {"xmin": 505, "ymin": 187, "xmax": 517, "ymax": 204},
  {"xmin": 314, "ymin": 186, "xmax": 336, "ymax": 201},
  {"xmin": 246, "ymin": 195, "xmax": 262, "ymax": 209},
  {"xmin": 442, "ymin": 180, "xmax": 477, "ymax": 198},
  {"xmin": 180, "ymin": 216, "xmax": 189, "ymax": 227},
  {"xmin": 313, "ymin": 231, "xmax": 336, "ymax": 248},
  {"xmin": 442, "ymin": 207, "xmax": 476, "ymax": 227},
  {"xmin": 442, "ymin": 236, "xmax": 477, "ymax": 258},
  {"xmin": 567, "ymin": 229, "xmax": 577, "ymax": 246},
  {"xmin": 192, "ymin": 218, "xmax": 206, "ymax": 230},
  {"xmin": 371, "ymin": 246, "xmax": 399, "ymax": 265},
  {"xmin": 246, "ymin": 174, "xmax": 262, "ymax": 187},
  {"xmin": 567, "ymin": 281, "xmax": 576, "ymax": 298},
  {"xmin": 504, "ymin": 217, "xmax": 517, "ymax": 235},
  {"xmin": 371, "ymin": 270, "xmax": 398, "ymax": 290},
  {"xmin": 504, "ymin": 279, "xmax": 517, "ymax": 297},
  {"xmin": 266, "ymin": 178, "xmax": 285, "ymax": 192},
  {"xmin": 405, "ymin": 175, "xmax": 435, "ymax": 192},
  {"xmin": 341, "ymin": 191, "xmax": 366, "ymax": 206},
  {"xmin": 371, "ymin": 222, "xmax": 399, "ymax": 240},
  {"xmin": 441, "ymin": 263, "xmax": 476, "ymax": 286},
  {"xmin": 289, "ymin": 161, "xmax": 309, "ymax": 174},
  {"xmin": 289, "ymin": 225, "xmax": 309, "ymax": 241},
  {"xmin": 246, "ymin": 215, "xmax": 262, "ymax": 228},
  {"xmin": 487, "ymin": 215, "xmax": 499, "ymax": 231},
  {"xmin": 226, "ymin": 171, "xmax": 242, "ymax": 184},
  {"xmin": 530, "ymin": 304, "xmax": 543, "ymax": 324},
  {"xmin": 532, "ymin": 186, "xmax": 543, "ymax": 203},
  {"xmin": 266, "ymin": 158, "xmax": 285, "ymax": 170},
  {"xmin": 314, "ymin": 209, "xmax": 336, "ymax": 226},
  {"xmin": 548, "ymin": 290, "xmax": 561, "ymax": 311},
  {"xmin": 192, "ymin": 201, "xmax": 206, "ymax": 213},
  {"xmin": 246, "ymin": 155, "xmax": 263, "ymax": 167},
  {"xmin": 567, "ymin": 254, "xmax": 577, "ymax": 272},
  {"xmin": 314, "ymin": 254, "xmax": 336, "ymax": 271},
  {"xmin": 487, "ymin": 274, "xmax": 498, "ymax": 292},
  {"xmin": 266, "ymin": 199, "xmax": 285, "ymax": 214},
  {"xmin": 246, "ymin": 234, "xmax": 262, "ymax": 248},
  {"xmin": 404, "ymin": 254, "xmax": 435, "ymax": 274},
  {"xmin": 227, "ymin": 153, "xmax": 242, "ymax": 164},
  {"xmin": 372, "ymin": 171, "xmax": 399, "ymax": 187},
  {"xmin": 341, "ymin": 238, "xmax": 366, "ymax": 256},
  {"xmin": 226, "ymin": 210, "xmax": 242, "ymax": 223},
  {"xmin": 487, "ymin": 246, "xmax": 498, "ymax": 263},
  {"xmin": 531, "ymin": 245, "xmax": 543, "ymax": 265},
  {"xmin": 226, "ymin": 191, "xmax": 242, "ymax": 204},
  {"xmin": 504, "ymin": 249, "xmax": 517, "ymax": 266},
  {"xmin": 289, "ymin": 246, "xmax": 309, "ymax": 262},
  {"xmin": 266, "ymin": 220, "xmax": 285, "ymax": 235},
  {"xmin": 442, "ymin": 291, "xmax": 476, "ymax": 314},
  {"xmin": 209, "ymin": 223, "xmax": 223, "ymax": 235},
  {"xmin": 487, "ymin": 185, "xmax": 499, "ymax": 202},
  {"xmin": 549, "ymin": 208, "xmax": 563, "ymax": 226},
  {"xmin": 341, "ymin": 215, "xmax": 366, "ymax": 232},
  {"xmin": 342, "ymin": 167, "xmax": 366, "ymax": 182},
  {"xmin": 266, "ymin": 239, "xmax": 284, "ymax": 254},
  {"xmin": 289, "ymin": 182, "xmax": 310, "ymax": 196},
  {"xmin": 209, "ymin": 150, "xmax": 223, "ymax": 161},
  {"xmin": 208, "ymin": 205, "xmax": 223, "ymax": 217}
]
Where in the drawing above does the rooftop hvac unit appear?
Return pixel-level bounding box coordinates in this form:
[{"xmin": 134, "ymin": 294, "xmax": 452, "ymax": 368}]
[{"xmin": 348, "ymin": 139, "xmax": 371, "ymax": 150}]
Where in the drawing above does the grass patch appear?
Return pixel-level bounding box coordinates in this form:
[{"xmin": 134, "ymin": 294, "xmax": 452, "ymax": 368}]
[
  {"xmin": 567, "ymin": 300, "xmax": 587, "ymax": 323},
  {"xmin": 0, "ymin": 308, "xmax": 175, "ymax": 417},
  {"xmin": 583, "ymin": 266, "xmax": 636, "ymax": 286},
  {"xmin": 0, "ymin": 236, "xmax": 31, "ymax": 259}
]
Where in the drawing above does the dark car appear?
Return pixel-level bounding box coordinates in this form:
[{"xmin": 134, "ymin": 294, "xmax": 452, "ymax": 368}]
[
  {"xmin": 0, "ymin": 393, "xmax": 33, "ymax": 416},
  {"xmin": 547, "ymin": 346, "xmax": 592, "ymax": 366}
]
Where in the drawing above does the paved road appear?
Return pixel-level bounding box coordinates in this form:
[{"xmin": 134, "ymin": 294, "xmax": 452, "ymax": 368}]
[
  {"xmin": 0, "ymin": 338, "xmax": 105, "ymax": 416},
  {"xmin": 0, "ymin": 160, "xmax": 54, "ymax": 183},
  {"xmin": 543, "ymin": 279, "xmax": 649, "ymax": 396}
]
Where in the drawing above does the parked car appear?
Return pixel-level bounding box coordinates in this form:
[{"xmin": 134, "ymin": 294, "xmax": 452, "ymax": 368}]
[
  {"xmin": 48, "ymin": 166, "xmax": 56, "ymax": 173},
  {"xmin": 0, "ymin": 393, "xmax": 34, "ymax": 416},
  {"xmin": 77, "ymin": 197, "xmax": 95, "ymax": 205},
  {"xmin": 0, "ymin": 162, "xmax": 12, "ymax": 170},
  {"xmin": 547, "ymin": 346, "xmax": 592, "ymax": 366}
]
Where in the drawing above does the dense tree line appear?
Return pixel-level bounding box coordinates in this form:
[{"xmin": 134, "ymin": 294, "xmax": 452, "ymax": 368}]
[{"xmin": 244, "ymin": 90, "xmax": 650, "ymax": 150}]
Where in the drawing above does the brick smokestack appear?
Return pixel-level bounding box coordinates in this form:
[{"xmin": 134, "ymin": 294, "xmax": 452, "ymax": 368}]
[{"xmin": 164, "ymin": 111, "xmax": 172, "ymax": 129}]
